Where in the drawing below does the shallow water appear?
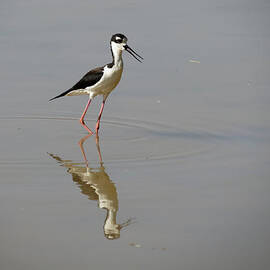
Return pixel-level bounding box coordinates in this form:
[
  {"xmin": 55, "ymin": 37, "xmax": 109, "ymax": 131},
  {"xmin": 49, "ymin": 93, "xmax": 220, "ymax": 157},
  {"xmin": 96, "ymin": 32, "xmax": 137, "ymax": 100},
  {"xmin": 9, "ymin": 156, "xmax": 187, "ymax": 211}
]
[{"xmin": 1, "ymin": 1, "xmax": 270, "ymax": 270}]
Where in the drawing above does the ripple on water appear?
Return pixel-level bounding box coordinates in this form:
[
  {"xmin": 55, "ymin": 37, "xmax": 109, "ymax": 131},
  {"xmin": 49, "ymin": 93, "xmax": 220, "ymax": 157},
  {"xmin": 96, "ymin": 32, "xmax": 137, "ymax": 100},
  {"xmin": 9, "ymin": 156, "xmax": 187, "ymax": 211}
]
[
  {"xmin": 97, "ymin": 116, "xmax": 218, "ymax": 164},
  {"xmin": 0, "ymin": 116, "xmax": 220, "ymax": 165}
]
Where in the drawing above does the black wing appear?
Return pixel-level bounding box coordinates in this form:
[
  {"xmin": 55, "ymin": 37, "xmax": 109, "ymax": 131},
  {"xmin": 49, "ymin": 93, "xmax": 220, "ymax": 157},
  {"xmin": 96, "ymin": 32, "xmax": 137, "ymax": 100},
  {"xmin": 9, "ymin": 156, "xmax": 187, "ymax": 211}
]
[{"xmin": 49, "ymin": 66, "xmax": 104, "ymax": 101}]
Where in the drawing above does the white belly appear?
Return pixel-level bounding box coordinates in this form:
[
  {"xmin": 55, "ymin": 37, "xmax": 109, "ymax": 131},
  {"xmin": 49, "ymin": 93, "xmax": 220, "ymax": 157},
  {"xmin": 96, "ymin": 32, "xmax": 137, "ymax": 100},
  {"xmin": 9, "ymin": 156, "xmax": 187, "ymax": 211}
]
[
  {"xmin": 66, "ymin": 64, "xmax": 123, "ymax": 99},
  {"xmin": 89, "ymin": 65, "xmax": 123, "ymax": 99}
]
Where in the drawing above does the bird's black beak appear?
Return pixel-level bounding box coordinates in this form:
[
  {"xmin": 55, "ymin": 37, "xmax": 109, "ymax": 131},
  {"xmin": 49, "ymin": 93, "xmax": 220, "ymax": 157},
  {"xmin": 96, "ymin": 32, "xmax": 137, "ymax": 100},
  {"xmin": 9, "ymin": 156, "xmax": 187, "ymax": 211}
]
[{"xmin": 124, "ymin": 45, "xmax": 143, "ymax": 63}]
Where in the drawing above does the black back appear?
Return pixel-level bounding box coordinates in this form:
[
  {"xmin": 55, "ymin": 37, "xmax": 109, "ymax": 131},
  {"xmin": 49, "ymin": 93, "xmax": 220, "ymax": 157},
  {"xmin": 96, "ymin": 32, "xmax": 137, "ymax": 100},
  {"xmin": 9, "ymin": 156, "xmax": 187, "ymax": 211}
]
[{"xmin": 49, "ymin": 66, "xmax": 104, "ymax": 101}]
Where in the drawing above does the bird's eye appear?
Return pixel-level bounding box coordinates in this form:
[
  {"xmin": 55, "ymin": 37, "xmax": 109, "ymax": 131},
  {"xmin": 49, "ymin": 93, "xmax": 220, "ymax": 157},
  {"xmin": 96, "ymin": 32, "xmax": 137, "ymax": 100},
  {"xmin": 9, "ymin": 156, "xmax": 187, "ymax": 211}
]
[{"xmin": 115, "ymin": 37, "xmax": 122, "ymax": 43}]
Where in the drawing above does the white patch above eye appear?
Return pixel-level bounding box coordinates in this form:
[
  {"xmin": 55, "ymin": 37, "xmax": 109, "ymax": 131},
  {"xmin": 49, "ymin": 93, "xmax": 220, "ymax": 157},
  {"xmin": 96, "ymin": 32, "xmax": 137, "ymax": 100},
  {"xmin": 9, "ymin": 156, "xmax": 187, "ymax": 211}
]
[{"xmin": 115, "ymin": 36, "xmax": 121, "ymax": 40}]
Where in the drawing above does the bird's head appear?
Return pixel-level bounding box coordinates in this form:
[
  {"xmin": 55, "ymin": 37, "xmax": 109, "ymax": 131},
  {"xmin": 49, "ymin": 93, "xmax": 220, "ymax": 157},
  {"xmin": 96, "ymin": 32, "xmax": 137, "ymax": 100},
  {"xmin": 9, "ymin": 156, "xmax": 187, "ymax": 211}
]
[{"xmin": 110, "ymin": 33, "xmax": 143, "ymax": 62}]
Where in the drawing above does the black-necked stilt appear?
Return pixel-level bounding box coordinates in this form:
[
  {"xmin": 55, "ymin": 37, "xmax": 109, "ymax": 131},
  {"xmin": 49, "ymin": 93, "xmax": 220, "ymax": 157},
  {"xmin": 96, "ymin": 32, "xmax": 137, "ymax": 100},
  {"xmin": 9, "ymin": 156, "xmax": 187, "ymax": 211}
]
[{"xmin": 50, "ymin": 33, "xmax": 143, "ymax": 134}]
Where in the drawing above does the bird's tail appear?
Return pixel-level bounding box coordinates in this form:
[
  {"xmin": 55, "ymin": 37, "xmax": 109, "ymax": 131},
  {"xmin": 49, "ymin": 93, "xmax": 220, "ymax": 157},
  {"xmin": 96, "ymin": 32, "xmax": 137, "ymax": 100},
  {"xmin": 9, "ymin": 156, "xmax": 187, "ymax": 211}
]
[{"xmin": 49, "ymin": 89, "xmax": 72, "ymax": 101}]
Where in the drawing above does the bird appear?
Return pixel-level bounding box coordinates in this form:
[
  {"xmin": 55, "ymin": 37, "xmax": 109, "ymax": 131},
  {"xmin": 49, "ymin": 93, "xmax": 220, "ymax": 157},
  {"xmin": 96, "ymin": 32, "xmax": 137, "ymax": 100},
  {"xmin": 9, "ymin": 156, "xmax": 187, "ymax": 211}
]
[{"xmin": 49, "ymin": 33, "xmax": 143, "ymax": 134}]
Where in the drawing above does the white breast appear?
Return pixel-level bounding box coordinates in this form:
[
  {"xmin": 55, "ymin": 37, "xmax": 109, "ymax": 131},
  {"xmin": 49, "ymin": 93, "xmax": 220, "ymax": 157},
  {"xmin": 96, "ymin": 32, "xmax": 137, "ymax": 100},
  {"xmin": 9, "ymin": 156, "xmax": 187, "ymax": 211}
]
[{"xmin": 88, "ymin": 64, "xmax": 123, "ymax": 99}]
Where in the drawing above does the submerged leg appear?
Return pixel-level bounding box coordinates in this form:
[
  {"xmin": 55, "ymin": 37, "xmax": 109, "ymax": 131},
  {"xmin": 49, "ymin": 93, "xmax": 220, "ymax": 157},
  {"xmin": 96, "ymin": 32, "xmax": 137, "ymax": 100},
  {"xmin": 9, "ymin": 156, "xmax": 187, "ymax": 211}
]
[
  {"xmin": 95, "ymin": 99, "xmax": 105, "ymax": 133},
  {"xmin": 80, "ymin": 98, "xmax": 93, "ymax": 134}
]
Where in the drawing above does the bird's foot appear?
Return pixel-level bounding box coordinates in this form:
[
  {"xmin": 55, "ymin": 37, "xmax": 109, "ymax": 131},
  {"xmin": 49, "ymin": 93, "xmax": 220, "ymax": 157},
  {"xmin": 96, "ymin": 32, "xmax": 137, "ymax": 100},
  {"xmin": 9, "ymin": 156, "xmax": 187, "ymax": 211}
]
[
  {"xmin": 95, "ymin": 124, "xmax": 100, "ymax": 134},
  {"xmin": 96, "ymin": 123, "xmax": 99, "ymax": 134},
  {"xmin": 79, "ymin": 119, "xmax": 94, "ymax": 135}
]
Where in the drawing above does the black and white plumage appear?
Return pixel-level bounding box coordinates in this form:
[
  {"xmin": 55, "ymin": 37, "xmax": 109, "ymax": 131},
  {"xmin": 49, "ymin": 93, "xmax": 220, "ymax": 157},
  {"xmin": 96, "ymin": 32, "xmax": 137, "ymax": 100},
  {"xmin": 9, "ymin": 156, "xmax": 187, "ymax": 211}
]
[{"xmin": 50, "ymin": 33, "xmax": 143, "ymax": 134}]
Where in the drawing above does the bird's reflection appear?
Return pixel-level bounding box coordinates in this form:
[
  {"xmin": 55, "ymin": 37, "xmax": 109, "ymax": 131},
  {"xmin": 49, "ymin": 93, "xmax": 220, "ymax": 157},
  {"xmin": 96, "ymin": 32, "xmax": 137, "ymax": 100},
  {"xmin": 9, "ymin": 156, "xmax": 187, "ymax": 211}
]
[{"xmin": 48, "ymin": 134, "xmax": 133, "ymax": 240}]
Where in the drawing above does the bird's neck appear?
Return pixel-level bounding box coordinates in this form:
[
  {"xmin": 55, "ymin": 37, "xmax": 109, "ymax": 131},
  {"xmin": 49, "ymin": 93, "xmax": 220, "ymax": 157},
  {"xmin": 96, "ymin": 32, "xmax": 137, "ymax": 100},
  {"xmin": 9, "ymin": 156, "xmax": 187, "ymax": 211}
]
[{"xmin": 110, "ymin": 43, "xmax": 123, "ymax": 67}]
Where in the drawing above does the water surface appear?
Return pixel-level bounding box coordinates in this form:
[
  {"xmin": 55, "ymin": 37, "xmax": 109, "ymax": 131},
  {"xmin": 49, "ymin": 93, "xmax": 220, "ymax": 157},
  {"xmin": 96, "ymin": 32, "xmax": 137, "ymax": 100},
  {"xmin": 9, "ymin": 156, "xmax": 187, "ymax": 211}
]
[{"xmin": 0, "ymin": 1, "xmax": 270, "ymax": 270}]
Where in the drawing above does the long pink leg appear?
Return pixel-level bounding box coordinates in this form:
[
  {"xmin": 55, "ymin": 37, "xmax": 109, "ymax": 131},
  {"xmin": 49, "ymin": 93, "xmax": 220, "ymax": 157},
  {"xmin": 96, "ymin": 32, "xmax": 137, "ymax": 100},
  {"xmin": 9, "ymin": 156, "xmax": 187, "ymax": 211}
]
[
  {"xmin": 79, "ymin": 98, "xmax": 94, "ymax": 134},
  {"xmin": 95, "ymin": 100, "xmax": 105, "ymax": 134}
]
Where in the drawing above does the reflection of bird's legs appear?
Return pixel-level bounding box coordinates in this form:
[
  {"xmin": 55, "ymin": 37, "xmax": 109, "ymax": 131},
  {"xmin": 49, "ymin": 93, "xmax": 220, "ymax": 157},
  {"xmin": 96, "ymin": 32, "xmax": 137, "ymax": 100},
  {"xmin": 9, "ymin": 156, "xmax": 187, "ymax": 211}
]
[
  {"xmin": 95, "ymin": 134, "xmax": 103, "ymax": 165},
  {"xmin": 78, "ymin": 133, "xmax": 92, "ymax": 167}
]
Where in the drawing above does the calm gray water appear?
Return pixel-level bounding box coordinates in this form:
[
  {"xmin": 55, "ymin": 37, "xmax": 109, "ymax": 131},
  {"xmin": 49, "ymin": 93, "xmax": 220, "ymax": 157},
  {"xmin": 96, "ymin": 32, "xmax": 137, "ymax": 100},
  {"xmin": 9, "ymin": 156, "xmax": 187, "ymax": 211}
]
[{"xmin": 1, "ymin": 1, "xmax": 270, "ymax": 269}]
